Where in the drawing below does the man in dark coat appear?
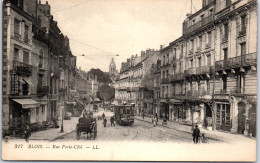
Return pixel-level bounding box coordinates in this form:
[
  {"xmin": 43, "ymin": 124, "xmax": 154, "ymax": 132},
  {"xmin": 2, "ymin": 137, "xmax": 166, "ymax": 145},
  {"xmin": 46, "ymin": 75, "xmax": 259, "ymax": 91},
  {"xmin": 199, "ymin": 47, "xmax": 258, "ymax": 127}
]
[
  {"xmin": 103, "ymin": 117, "xmax": 107, "ymax": 127},
  {"xmin": 192, "ymin": 125, "xmax": 200, "ymax": 144},
  {"xmin": 24, "ymin": 125, "xmax": 31, "ymax": 143},
  {"xmin": 102, "ymin": 113, "xmax": 105, "ymax": 120},
  {"xmin": 110, "ymin": 116, "xmax": 115, "ymax": 127}
]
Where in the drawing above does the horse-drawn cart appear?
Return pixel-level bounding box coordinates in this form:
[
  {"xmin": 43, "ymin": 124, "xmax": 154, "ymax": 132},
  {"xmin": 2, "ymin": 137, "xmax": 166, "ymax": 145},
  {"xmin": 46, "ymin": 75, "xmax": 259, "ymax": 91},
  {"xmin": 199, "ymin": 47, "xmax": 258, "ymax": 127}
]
[{"xmin": 76, "ymin": 117, "xmax": 97, "ymax": 140}]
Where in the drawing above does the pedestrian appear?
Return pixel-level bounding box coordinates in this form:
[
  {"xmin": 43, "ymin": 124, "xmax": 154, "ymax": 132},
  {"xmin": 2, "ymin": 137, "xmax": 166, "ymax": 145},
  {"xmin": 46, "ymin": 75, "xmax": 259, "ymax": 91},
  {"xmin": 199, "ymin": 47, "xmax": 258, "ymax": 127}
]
[
  {"xmin": 142, "ymin": 109, "xmax": 144, "ymax": 119},
  {"xmin": 110, "ymin": 116, "xmax": 115, "ymax": 127},
  {"xmin": 192, "ymin": 125, "xmax": 200, "ymax": 144},
  {"xmin": 102, "ymin": 112, "xmax": 105, "ymax": 120},
  {"xmin": 152, "ymin": 116, "xmax": 157, "ymax": 127},
  {"xmin": 155, "ymin": 113, "xmax": 158, "ymax": 122},
  {"xmin": 103, "ymin": 117, "xmax": 107, "ymax": 127},
  {"xmin": 24, "ymin": 125, "xmax": 31, "ymax": 143}
]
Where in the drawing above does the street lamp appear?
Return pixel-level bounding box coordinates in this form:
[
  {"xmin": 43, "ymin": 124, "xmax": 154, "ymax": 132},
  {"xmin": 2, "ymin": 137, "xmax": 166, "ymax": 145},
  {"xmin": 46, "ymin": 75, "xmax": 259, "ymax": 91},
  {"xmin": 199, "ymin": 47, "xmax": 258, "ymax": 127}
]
[{"xmin": 60, "ymin": 105, "xmax": 64, "ymax": 133}]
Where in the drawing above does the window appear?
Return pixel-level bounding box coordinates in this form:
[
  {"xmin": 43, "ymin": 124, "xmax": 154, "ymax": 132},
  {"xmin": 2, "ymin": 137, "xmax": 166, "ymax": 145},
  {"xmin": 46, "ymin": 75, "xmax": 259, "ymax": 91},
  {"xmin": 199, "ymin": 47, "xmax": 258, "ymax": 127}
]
[
  {"xmin": 167, "ymin": 54, "xmax": 169, "ymax": 64},
  {"xmin": 14, "ymin": 19, "xmax": 20, "ymax": 36},
  {"xmin": 173, "ymin": 66, "xmax": 176, "ymax": 75},
  {"xmin": 180, "ymin": 62, "xmax": 182, "ymax": 73},
  {"xmin": 207, "ymin": 55, "xmax": 211, "ymax": 66},
  {"xmin": 180, "ymin": 45, "xmax": 183, "ymax": 58},
  {"xmin": 190, "ymin": 59, "xmax": 194, "ymax": 68},
  {"xmin": 222, "ymin": 76, "xmax": 227, "ymax": 92},
  {"xmin": 241, "ymin": 15, "xmax": 246, "ymax": 31},
  {"xmin": 173, "ymin": 84, "xmax": 176, "ymax": 95},
  {"xmin": 237, "ymin": 74, "xmax": 244, "ymax": 93},
  {"xmin": 24, "ymin": 25, "xmax": 29, "ymax": 43},
  {"xmin": 166, "ymin": 70, "xmax": 169, "ymax": 78},
  {"xmin": 199, "ymin": 36, "xmax": 202, "ymax": 48},
  {"xmin": 240, "ymin": 43, "xmax": 246, "ymax": 56},
  {"xmin": 166, "ymin": 86, "xmax": 168, "ymax": 98},
  {"xmin": 201, "ymin": 15, "xmax": 205, "ymax": 21},
  {"xmin": 163, "ymin": 56, "xmax": 165, "ymax": 65},
  {"xmin": 207, "ymin": 80, "xmax": 210, "ymax": 94},
  {"xmin": 208, "ymin": 31, "xmax": 211, "ymax": 45},
  {"xmin": 23, "ymin": 51, "xmax": 29, "ymax": 64},
  {"xmin": 224, "ymin": 23, "xmax": 229, "ymax": 39},
  {"xmin": 14, "ymin": 48, "xmax": 19, "ymax": 61},
  {"xmin": 190, "ymin": 81, "xmax": 193, "ymax": 92},
  {"xmin": 191, "ymin": 40, "xmax": 194, "ymax": 52},
  {"xmin": 198, "ymin": 81, "xmax": 201, "ymax": 95},
  {"xmin": 198, "ymin": 57, "xmax": 201, "ymax": 67},
  {"xmin": 223, "ymin": 48, "xmax": 228, "ymax": 60}
]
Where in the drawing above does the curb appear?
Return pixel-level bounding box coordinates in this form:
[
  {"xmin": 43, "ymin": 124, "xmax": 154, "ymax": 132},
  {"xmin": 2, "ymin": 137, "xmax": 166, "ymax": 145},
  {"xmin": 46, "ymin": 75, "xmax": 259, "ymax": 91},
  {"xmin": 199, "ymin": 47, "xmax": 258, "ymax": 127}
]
[
  {"xmin": 50, "ymin": 130, "xmax": 76, "ymax": 141},
  {"xmin": 135, "ymin": 117, "xmax": 224, "ymax": 142}
]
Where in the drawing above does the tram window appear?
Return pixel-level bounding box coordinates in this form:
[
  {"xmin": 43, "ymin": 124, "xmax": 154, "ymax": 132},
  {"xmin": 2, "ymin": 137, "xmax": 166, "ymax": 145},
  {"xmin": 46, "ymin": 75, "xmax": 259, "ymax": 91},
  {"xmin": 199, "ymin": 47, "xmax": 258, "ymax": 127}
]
[
  {"xmin": 127, "ymin": 109, "xmax": 130, "ymax": 114},
  {"xmin": 123, "ymin": 108, "xmax": 126, "ymax": 114}
]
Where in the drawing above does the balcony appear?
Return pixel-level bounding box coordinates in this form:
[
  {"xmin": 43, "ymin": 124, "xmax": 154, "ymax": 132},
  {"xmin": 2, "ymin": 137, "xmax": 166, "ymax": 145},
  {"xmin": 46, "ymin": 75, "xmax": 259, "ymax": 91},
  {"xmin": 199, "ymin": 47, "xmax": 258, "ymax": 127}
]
[
  {"xmin": 184, "ymin": 67, "xmax": 196, "ymax": 77},
  {"xmin": 161, "ymin": 78, "xmax": 170, "ymax": 84},
  {"xmin": 172, "ymin": 94, "xmax": 185, "ymax": 100},
  {"xmin": 51, "ymin": 66, "xmax": 61, "ymax": 78},
  {"xmin": 13, "ymin": 61, "xmax": 32, "ymax": 77},
  {"xmin": 170, "ymin": 73, "xmax": 184, "ymax": 82},
  {"xmin": 238, "ymin": 28, "xmax": 246, "ymax": 38},
  {"xmin": 161, "ymin": 63, "xmax": 170, "ymax": 68},
  {"xmin": 230, "ymin": 88, "xmax": 242, "ymax": 94},
  {"xmin": 186, "ymin": 90, "xmax": 199, "ymax": 99},
  {"xmin": 183, "ymin": 15, "xmax": 214, "ymax": 35},
  {"xmin": 242, "ymin": 52, "xmax": 257, "ymax": 66},
  {"xmin": 196, "ymin": 47, "xmax": 202, "ymax": 53},
  {"xmin": 214, "ymin": 89, "xmax": 228, "ymax": 94},
  {"xmin": 215, "ymin": 60, "xmax": 224, "ymax": 71},
  {"xmin": 225, "ymin": 56, "xmax": 242, "ymax": 69},
  {"xmin": 215, "ymin": 52, "xmax": 257, "ymax": 72},
  {"xmin": 221, "ymin": 36, "xmax": 228, "ymax": 43},
  {"xmin": 37, "ymin": 86, "xmax": 49, "ymax": 95},
  {"xmin": 196, "ymin": 65, "xmax": 211, "ymax": 75},
  {"xmin": 205, "ymin": 43, "xmax": 211, "ymax": 49},
  {"xmin": 188, "ymin": 49, "xmax": 193, "ymax": 55}
]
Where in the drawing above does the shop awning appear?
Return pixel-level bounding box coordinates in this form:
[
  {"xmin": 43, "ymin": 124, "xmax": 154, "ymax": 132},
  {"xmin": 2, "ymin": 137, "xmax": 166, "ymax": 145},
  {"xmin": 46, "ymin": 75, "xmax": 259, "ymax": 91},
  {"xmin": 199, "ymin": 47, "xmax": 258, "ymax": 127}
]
[
  {"xmin": 160, "ymin": 99, "xmax": 167, "ymax": 103},
  {"xmin": 170, "ymin": 99, "xmax": 182, "ymax": 104},
  {"xmin": 112, "ymin": 101, "xmax": 119, "ymax": 105},
  {"xmin": 12, "ymin": 99, "xmax": 40, "ymax": 109},
  {"xmin": 94, "ymin": 98, "xmax": 100, "ymax": 102}
]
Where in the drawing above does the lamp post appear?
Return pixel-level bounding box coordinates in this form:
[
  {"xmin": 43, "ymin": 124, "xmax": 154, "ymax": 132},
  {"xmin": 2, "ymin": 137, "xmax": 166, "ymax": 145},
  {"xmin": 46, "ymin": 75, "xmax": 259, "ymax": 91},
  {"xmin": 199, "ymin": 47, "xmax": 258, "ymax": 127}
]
[{"xmin": 60, "ymin": 105, "xmax": 64, "ymax": 133}]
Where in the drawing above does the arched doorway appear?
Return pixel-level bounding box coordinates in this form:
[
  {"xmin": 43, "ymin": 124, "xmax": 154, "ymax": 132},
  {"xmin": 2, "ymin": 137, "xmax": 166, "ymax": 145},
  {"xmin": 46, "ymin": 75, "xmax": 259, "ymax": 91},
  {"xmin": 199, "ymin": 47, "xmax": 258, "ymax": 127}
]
[{"xmin": 238, "ymin": 102, "xmax": 246, "ymax": 134}]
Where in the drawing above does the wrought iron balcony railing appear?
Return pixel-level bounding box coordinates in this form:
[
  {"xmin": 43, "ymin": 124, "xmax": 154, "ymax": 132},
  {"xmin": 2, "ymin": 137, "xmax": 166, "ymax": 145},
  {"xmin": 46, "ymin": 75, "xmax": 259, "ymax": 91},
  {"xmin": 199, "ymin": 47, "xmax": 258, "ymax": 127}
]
[
  {"xmin": 196, "ymin": 65, "xmax": 211, "ymax": 75},
  {"xmin": 170, "ymin": 73, "xmax": 185, "ymax": 82},
  {"xmin": 37, "ymin": 86, "xmax": 49, "ymax": 95},
  {"xmin": 238, "ymin": 28, "xmax": 246, "ymax": 37},
  {"xmin": 13, "ymin": 61, "xmax": 32, "ymax": 77},
  {"xmin": 184, "ymin": 67, "xmax": 196, "ymax": 77},
  {"xmin": 161, "ymin": 78, "xmax": 170, "ymax": 84},
  {"xmin": 183, "ymin": 15, "xmax": 214, "ymax": 35}
]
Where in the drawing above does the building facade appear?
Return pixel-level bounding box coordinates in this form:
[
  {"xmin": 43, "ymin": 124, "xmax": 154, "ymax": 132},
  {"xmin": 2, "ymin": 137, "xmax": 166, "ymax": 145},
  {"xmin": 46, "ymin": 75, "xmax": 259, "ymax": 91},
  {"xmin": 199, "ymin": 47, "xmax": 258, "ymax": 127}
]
[{"xmin": 159, "ymin": 0, "xmax": 257, "ymax": 137}]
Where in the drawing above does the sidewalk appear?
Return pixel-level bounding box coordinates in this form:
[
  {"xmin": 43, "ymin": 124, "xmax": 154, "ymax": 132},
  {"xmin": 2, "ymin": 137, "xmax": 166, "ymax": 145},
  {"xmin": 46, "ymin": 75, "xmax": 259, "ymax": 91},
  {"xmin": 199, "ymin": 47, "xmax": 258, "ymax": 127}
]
[
  {"xmin": 29, "ymin": 109, "xmax": 108, "ymax": 141},
  {"xmin": 30, "ymin": 117, "xmax": 79, "ymax": 141},
  {"xmin": 135, "ymin": 115, "xmax": 256, "ymax": 144}
]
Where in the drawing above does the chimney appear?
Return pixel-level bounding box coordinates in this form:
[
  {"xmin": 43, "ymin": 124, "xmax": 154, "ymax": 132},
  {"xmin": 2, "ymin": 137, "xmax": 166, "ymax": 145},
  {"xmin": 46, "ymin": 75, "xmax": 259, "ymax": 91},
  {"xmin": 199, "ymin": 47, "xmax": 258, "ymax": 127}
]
[
  {"xmin": 46, "ymin": 1, "xmax": 48, "ymax": 4},
  {"xmin": 160, "ymin": 45, "xmax": 163, "ymax": 50},
  {"xmin": 141, "ymin": 51, "xmax": 145, "ymax": 58},
  {"xmin": 39, "ymin": 0, "xmax": 41, "ymax": 4}
]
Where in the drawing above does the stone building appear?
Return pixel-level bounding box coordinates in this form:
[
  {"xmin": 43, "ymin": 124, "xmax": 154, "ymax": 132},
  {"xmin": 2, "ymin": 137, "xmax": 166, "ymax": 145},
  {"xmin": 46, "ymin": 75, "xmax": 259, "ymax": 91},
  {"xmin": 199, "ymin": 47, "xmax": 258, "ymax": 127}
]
[
  {"xmin": 159, "ymin": 0, "xmax": 257, "ymax": 137},
  {"xmin": 2, "ymin": 0, "xmax": 78, "ymax": 136},
  {"xmin": 115, "ymin": 49, "xmax": 159, "ymax": 115}
]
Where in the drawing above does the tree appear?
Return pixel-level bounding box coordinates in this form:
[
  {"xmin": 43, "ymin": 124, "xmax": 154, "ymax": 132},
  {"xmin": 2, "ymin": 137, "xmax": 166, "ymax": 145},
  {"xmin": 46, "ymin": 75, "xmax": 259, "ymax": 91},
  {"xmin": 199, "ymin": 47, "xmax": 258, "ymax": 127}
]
[
  {"xmin": 97, "ymin": 84, "xmax": 115, "ymax": 103},
  {"xmin": 88, "ymin": 68, "xmax": 112, "ymax": 84}
]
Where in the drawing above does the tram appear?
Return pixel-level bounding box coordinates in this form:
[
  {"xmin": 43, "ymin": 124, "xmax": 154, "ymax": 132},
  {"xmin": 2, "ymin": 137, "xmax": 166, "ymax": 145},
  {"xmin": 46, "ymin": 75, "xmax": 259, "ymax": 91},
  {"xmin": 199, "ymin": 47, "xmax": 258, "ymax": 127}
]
[{"xmin": 114, "ymin": 105, "xmax": 134, "ymax": 126}]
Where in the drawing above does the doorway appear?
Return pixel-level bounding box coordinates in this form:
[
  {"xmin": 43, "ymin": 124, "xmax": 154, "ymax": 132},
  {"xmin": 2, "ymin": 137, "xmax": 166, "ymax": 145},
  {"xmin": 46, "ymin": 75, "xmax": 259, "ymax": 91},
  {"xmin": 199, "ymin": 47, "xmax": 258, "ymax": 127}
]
[{"xmin": 238, "ymin": 102, "xmax": 246, "ymax": 134}]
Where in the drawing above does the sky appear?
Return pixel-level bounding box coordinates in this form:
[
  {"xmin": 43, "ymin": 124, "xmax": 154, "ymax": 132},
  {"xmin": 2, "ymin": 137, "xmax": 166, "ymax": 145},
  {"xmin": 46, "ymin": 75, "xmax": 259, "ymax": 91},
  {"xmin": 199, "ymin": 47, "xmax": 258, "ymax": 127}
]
[{"xmin": 46, "ymin": 0, "xmax": 202, "ymax": 72}]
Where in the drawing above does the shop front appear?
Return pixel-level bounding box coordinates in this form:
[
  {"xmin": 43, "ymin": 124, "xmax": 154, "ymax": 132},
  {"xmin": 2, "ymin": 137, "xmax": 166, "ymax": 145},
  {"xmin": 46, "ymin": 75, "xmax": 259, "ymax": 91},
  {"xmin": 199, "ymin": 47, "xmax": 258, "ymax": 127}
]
[
  {"xmin": 160, "ymin": 99, "xmax": 169, "ymax": 120},
  {"xmin": 10, "ymin": 98, "xmax": 40, "ymax": 135}
]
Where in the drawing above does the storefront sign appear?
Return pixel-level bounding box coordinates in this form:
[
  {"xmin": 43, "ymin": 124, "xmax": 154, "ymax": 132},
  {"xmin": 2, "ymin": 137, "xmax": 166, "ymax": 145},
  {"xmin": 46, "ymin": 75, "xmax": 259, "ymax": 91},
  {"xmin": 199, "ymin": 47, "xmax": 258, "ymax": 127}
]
[{"xmin": 213, "ymin": 95, "xmax": 229, "ymax": 100}]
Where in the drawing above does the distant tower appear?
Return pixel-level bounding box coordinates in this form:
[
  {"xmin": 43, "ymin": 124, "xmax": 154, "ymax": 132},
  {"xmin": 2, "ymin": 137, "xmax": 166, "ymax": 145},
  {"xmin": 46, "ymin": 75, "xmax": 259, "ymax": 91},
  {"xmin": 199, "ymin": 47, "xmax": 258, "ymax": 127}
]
[{"xmin": 109, "ymin": 58, "xmax": 116, "ymax": 75}]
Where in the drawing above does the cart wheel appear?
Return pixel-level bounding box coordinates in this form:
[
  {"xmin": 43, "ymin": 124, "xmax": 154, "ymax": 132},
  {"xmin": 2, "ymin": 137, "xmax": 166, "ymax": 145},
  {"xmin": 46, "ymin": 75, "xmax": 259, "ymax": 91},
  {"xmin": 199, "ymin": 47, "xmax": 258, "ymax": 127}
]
[{"xmin": 76, "ymin": 132, "xmax": 80, "ymax": 140}]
